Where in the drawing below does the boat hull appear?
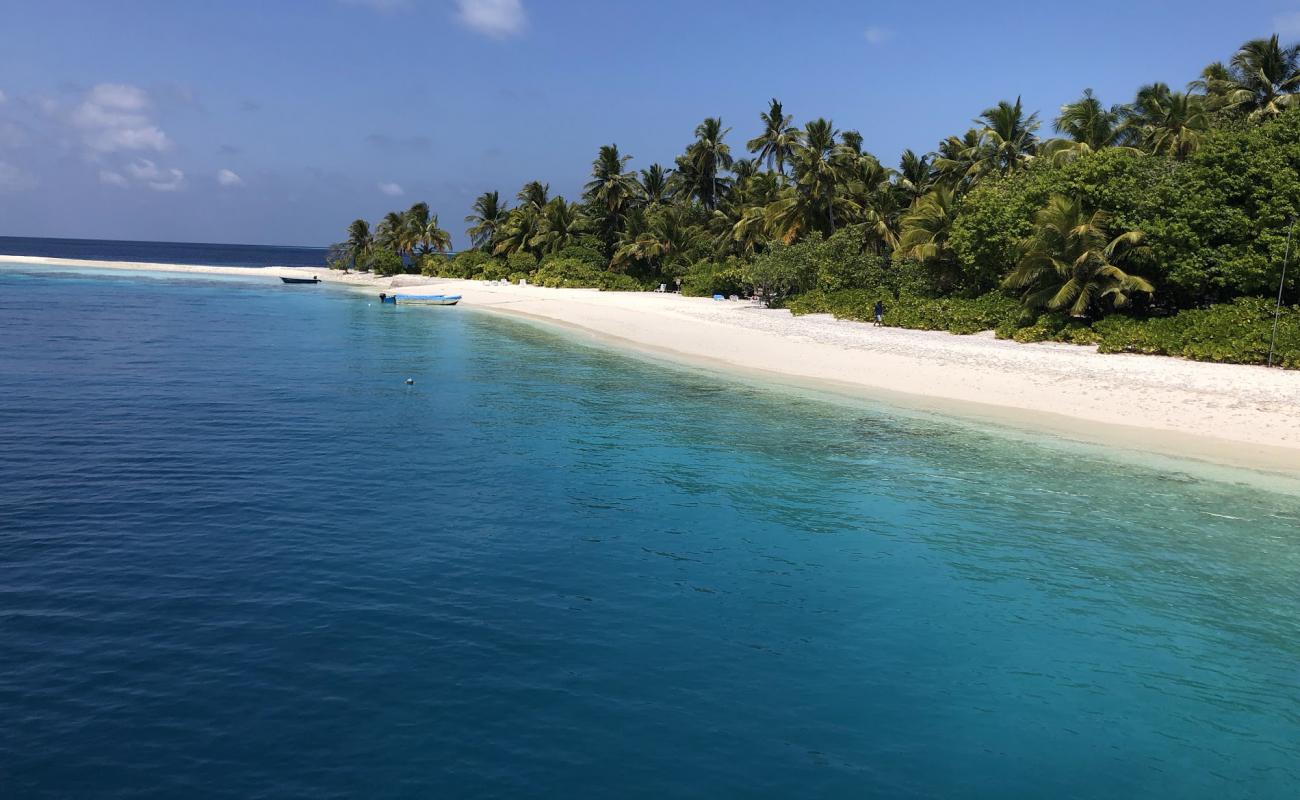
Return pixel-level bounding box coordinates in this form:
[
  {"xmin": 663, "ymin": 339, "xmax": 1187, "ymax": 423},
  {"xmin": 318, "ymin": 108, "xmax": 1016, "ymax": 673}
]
[
  {"xmin": 280, "ymin": 277, "xmax": 320, "ymax": 284},
  {"xmin": 395, "ymin": 295, "xmax": 461, "ymax": 306}
]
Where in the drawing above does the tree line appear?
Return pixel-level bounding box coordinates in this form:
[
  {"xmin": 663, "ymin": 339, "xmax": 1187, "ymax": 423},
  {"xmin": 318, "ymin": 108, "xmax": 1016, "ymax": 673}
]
[{"xmin": 333, "ymin": 34, "xmax": 1300, "ymax": 364}]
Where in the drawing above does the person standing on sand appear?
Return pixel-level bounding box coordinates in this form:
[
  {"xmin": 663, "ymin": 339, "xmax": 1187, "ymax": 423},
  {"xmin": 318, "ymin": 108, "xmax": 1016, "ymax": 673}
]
[{"xmin": 874, "ymin": 300, "xmax": 884, "ymax": 327}]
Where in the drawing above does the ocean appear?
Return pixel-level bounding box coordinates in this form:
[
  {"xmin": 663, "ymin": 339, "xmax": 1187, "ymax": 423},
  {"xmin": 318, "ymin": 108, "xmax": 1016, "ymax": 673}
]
[
  {"xmin": 0, "ymin": 235, "xmax": 329, "ymax": 268},
  {"xmin": 2, "ymin": 261, "xmax": 1299, "ymax": 799}
]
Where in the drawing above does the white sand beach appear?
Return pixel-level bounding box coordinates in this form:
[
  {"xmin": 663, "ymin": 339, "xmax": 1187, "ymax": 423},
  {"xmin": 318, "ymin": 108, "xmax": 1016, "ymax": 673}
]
[{"xmin": 7, "ymin": 255, "xmax": 1300, "ymax": 474}]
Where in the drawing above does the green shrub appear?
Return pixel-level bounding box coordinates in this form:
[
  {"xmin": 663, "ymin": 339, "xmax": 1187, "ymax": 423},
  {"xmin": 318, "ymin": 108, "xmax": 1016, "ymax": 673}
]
[
  {"xmin": 367, "ymin": 248, "xmax": 403, "ymax": 277},
  {"xmin": 431, "ymin": 250, "xmax": 493, "ymax": 278},
  {"xmin": 681, "ymin": 259, "xmax": 750, "ymax": 297},
  {"xmin": 531, "ymin": 257, "xmax": 606, "ymax": 288},
  {"xmin": 1093, "ymin": 298, "xmax": 1300, "ymax": 367},
  {"xmin": 546, "ymin": 244, "xmax": 606, "ymax": 268},
  {"xmin": 507, "ymin": 271, "xmax": 530, "ymax": 284},
  {"xmin": 595, "ymin": 273, "xmax": 647, "ymax": 292},
  {"xmin": 419, "ymin": 253, "xmax": 451, "ymax": 276},
  {"xmin": 506, "ymin": 251, "xmax": 539, "ymax": 275},
  {"xmin": 783, "ymin": 289, "xmax": 1019, "ymax": 335},
  {"xmin": 884, "ymin": 292, "xmax": 1021, "ymax": 334}
]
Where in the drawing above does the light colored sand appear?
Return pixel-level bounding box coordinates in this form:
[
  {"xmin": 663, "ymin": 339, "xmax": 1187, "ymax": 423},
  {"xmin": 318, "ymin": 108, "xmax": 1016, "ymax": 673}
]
[{"xmin": 7, "ymin": 256, "xmax": 1300, "ymax": 474}]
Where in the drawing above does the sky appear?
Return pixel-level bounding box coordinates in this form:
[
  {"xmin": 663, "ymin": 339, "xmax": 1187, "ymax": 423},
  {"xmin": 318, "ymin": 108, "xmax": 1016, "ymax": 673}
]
[{"xmin": 2, "ymin": 0, "xmax": 1300, "ymax": 248}]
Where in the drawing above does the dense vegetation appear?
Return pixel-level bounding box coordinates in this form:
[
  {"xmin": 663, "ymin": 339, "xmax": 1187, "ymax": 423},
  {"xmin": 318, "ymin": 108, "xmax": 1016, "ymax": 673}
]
[{"xmin": 333, "ymin": 35, "xmax": 1300, "ymax": 367}]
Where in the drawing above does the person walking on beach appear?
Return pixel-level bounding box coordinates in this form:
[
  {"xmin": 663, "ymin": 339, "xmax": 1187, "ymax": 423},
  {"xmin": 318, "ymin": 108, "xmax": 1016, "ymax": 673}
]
[{"xmin": 874, "ymin": 300, "xmax": 885, "ymax": 327}]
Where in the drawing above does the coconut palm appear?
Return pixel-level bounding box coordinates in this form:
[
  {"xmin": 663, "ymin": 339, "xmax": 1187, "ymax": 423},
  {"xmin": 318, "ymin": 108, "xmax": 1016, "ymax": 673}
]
[
  {"xmin": 972, "ymin": 97, "xmax": 1040, "ymax": 176},
  {"xmin": 1053, "ymin": 89, "xmax": 1124, "ymax": 150},
  {"xmin": 640, "ymin": 164, "xmax": 672, "ymax": 207},
  {"xmin": 613, "ymin": 205, "xmax": 700, "ymax": 274},
  {"xmin": 416, "ymin": 213, "xmax": 452, "ymax": 256},
  {"xmin": 897, "ymin": 187, "xmax": 958, "ymax": 267},
  {"xmin": 530, "ymin": 197, "xmax": 590, "ymax": 254},
  {"xmin": 1003, "ymin": 195, "xmax": 1153, "ymax": 315},
  {"xmin": 747, "ymin": 98, "xmax": 800, "ymax": 175},
  {"xmin": 402, "ymin": 203, "xmax": 449, "ymax": 257},
  {"xmin": 584, "ymin": 143, "xmax": 641, "ymax": 250},
  {"xmin": 345, "ymin": 219, "xmax": 372, "ymax": 271},
  {"xmin": 840, "ymin": 153, "xmax": 897, "ymax": 250},
  {"xmin": 517, "ymin": 181, "xmax": 550, "ymax": 210},
  {"xmin": 465, "ymin": 191, "xmax": 510, "ymax": 251},
  {"xmin": 1189, "ymin": 61, "xmax": 1236, "ymax": 112},
  {"xmin": 787, "ymin": 118, "xmax": 853, "ymax": 235},
  {"xmin": 685, "ymin": 117, "xmax": 733, "ymax": 210},
  {"xmin": 375, "ymin": 211, "xmax": 406, "ymax": 255},
  {"xmin": 1125, "ymin": 83, "xmax": 1209, "ymax": 160},
  {"xmin": 1220, "ymin": 35, "xmax": 1300, "ymax": 120},
  {"xmin": 840, "ymin": 130, "xmax": 864, "ymax": 155},
  {"xmin": 895, "ymin": 149, "xmax": 934, "ymax": 207},
  {"xmin": 932, "ymin": 129, "xmax": 985, "ymax": 191}
]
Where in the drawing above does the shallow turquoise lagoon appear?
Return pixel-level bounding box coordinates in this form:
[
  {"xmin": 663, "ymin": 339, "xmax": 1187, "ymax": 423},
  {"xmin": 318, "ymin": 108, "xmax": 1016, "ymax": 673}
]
[{"xmin": 2, "ymin": 267, "xmax": 1298, "ymax": 798}]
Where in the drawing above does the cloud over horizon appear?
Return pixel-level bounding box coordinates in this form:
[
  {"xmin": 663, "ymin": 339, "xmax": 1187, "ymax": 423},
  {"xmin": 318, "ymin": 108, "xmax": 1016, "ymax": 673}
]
[
  {"xmin": 378, "ymin": 181, "xmax": 404, "ymax": 196},
  {"xmin": 71, "ymin": 83, "xmax": 171, "ymax": 155},
  {"xmin": 127, "ymin": 158, "xmax": 185, "ymax": 191},
  {"xmin": 217, "ymin": 168, "xmax": 244, "ymax": 187}
]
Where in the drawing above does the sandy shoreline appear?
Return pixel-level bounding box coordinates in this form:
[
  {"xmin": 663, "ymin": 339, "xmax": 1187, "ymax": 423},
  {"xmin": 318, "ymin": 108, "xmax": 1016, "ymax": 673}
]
[{"xmin": 6, "ymin": 254, "xmax": 1300, "ymax": 476}]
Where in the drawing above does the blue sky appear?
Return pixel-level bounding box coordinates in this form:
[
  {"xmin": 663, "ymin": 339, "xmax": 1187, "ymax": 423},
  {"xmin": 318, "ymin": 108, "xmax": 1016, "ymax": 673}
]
[{"xmin": 1, "ymin": 0, "xmax": 1299, "ymax": 247}]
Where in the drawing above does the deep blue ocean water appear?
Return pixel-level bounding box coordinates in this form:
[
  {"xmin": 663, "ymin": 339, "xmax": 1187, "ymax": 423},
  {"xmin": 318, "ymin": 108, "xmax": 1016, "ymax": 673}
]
[
  {"xmin": 2, "ymin": 263, "xmax": 1300, "ymax": 799},
  {"xmin": 0, "ymin": 236, "xmax": 329, "ymax": 268}
]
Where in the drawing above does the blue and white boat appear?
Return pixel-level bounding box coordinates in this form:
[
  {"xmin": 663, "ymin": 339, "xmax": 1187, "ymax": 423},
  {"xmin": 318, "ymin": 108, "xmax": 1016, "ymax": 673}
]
[{"xmin": 395, "ymin": 294, "xmax": 461, "ymax": 306}]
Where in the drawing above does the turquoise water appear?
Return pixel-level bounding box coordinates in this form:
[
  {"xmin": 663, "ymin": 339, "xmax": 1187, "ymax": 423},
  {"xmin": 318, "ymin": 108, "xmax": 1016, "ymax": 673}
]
[{"xmin": 2, "ymin": 266, "xmax": 1299, "ymax": 799}]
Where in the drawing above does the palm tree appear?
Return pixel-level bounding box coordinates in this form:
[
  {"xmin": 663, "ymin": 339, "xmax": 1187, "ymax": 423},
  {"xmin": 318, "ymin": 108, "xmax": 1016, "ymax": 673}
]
[
  {"xmin": 1003, "ymin": 195, "xmax": 1153, "ymax": 315},
  {"xmin": 787, "ymin": 118, "xmax": 853, "ymax": 234},
  {"xmin": 932, "ymin": 129, "xmax": 985, "ymax": 191},
  {"xmin": 415, "ymin": 212, "xmax": 451, "ymax": 256},
  {"xmin": 345, "ymin": 218, "xmax": 372, "ymax": 271},
  {"xmin": 530, "ymin": 197, "xmax": 590, "ymax": 254},
  {"xmin": 1220, "ymin": 35, "xmax": 1300, "ymax": 121},
  {"xmin": 584, "ymin": 143, "xmax": 641, "ymax": 251},
  {"xmin": 640, "ymin": 164, "xmax": 672, "ymax": 206},
  {"xmin": 1189, "ymin": 61, "xmax": 1236, "ymax": 112},
  {"xmin": 404, "ymin": 202, "xmax": 449, "ymax": 258},
  {"xmin": 840, "ymin": 153, "xmax": 898, "ymax": 253},
  {"xmin": 746, "ymin": 98, "xmax": 800, "ymax": 175},
  {"xmin": 1125, "ymin": 83, "xmax": 1209, "ymax": 160},
  {"xmin": 465, "ymin": 191, "xmax": 509, "ymax": 251},
  {"xmin": 613, "ymin": 205, "xmax": 700, "ymax": 275},
  {"xmin": 1054, "ymin": 89, "xmax": 1124, "ymax": 150},
  {"xmin": 517, "ymin": 181, "xmax": 550, "ymax": 210},
  {"xmin": 686, "ymin": 117, "xmax": 733, "ymax": 210},
  {"xmin": 897, "ymin": 187, "xmax": 958, "ymax": 278},
  {"xmin": 375, "ymin": 211, "xmax": 406, "ymax": 256},
  {"xmin": 973, "ymin": 97, "xmax": 1040, "ymax": 176},
  {"xmin": 895, "ymin": 149, "xmax": 934, "ymax": 207}
]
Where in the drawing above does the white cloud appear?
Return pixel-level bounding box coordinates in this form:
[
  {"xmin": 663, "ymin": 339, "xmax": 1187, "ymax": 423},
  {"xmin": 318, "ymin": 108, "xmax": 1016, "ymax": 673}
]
[
  {"xmin": 379, "ymin": 181, "xmax": 404, "ymax": 196},
  {"xmin": 0, "ymin": 161, "xmax": 37, "ymax": 191},
  {"xmin": 217, "ymin": 168, "xmax": 244, "ymax": 187},
  {"xmin": 864, "ymin": 26, "xmax": 892, "ymax": 45},
  {"xmin": 1276, "ymin": 11, "xmax": 1300, "ymax": 37},
  {"xmin": 99, "ymin": 169, "xmax": 129, "ymax": 188},
  {"xmin": 0, "ymin": 90, "xmax": 7, "ymax": 104},
  {"xmin": 126, "ymin": 158, "xmax": 184, "ymax": 191},
  {"xmin": 456, "ymin": 0, "xmax": 526, "ymax": 38},
  {"xmin": 71, "ymin": 83, "xmax": 171, "ymax": 154}
]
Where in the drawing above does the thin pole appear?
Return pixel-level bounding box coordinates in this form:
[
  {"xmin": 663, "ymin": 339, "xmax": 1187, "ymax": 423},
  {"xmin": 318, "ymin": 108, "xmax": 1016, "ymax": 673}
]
[{"xmin": 1268, "ymin": 219, "xmax": 1295, "ymax": 368}]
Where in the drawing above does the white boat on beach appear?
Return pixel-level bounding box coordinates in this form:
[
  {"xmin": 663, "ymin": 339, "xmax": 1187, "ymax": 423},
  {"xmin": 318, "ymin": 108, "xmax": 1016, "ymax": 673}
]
[{"xmin": 395, "ymin": 293, "xmax": 461, "ymax": 306}]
